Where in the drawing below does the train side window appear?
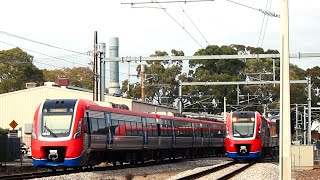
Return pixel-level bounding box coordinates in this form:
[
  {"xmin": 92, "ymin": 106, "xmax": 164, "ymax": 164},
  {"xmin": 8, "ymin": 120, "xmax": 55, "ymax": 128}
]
[
  {"xmin": 84, "ymin": 116, "xmax": 90, "ymax": 134},
  {"xmin": 91, "ymin": 118, "xmax": 99, "ymax": 134},
  {"xmin": 132, "ymin": 122, "xmax": 138, "ymax": 136},
  {"xmin": 147, "ymin": 124, "xmax": 152, "ymax": 136},
  {"xmin": 136, "ymin": 122, "xmax": 143, "ymax": 136},
  {"xmin": 161, "ymin": 124, "xmax": 167, "ymax": 137},
  {"xmin": 98, "ymin": 118, "xmax": 106, "ymax": 134},
  {"xmin": 116, "ymin": 123, "xmax": 126, "ymax": 135},
  {"xmin": 125, "ymin": 121, "xmax": 132, "ymax": 136},
  {"xmin": 167, "ymin": 120, "xmax": 173, "ymax": 136}
]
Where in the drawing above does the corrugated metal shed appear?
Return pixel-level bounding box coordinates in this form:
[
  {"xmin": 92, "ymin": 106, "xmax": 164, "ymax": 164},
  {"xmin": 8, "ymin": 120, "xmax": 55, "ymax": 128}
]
[{"xmin": 0, "ymin": 86, "xmax": 92, "ymax": 132}]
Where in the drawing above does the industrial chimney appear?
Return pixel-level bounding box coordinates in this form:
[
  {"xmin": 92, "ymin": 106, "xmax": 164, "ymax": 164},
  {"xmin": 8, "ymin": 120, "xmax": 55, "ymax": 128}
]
[{"xmin": 108, "ymin": 37, "xmax": 121, "ymax": 96}]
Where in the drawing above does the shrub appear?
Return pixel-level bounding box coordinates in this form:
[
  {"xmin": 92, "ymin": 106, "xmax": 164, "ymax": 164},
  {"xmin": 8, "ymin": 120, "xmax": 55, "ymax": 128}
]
[{"xmin": 0, "ymin": 127, "xmax": 9, "ymax": 135}]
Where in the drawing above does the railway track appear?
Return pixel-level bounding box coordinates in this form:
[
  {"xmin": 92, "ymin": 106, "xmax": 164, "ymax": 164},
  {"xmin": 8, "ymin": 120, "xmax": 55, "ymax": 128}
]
[
  {"xmin": 0, "ymin": 169, "xmax": 77, "ymax": 180},
  {"xmin": 0, "ymin": 157, "xmax": 217, "ymax": 180},
  {"xmin": 176, "ymin": 161, "xmax": 256, "ymax": 180}
]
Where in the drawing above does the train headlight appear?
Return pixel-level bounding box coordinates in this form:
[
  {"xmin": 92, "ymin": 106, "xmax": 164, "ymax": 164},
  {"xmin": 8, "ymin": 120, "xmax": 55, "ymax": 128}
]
[
  {"xmin": 257, "ymin": 125, "xmax": 261, "ymax": 138},
  {"xmin": 31, "ymin": 123, "xmax": 36, "ymax": 139},
  {"xmin": 74, "ymin": 118, "xmax": 82, "ymax": 139},
  {"xmin": 31, "ymin": 132, "xmax": 37, "ymax": 140}
]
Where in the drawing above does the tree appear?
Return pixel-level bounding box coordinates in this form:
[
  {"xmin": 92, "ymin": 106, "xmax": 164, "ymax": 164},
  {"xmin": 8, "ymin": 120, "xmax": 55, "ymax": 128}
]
[
  {"xmin": 43, "ymin": 67, "xmax": 93, "ymax": 90},
  {"xmin": 187, "ymin": 45, "xmax": 245, "ymax": 113},
  {"xmin": 0, "ymin": 127, "xmax": 9, "ymax": 135},
  {"xmin": 122, "ymin": 49, "xmax": 183, "ymax": 106},
  {"xmin": 307, "ymin": 66, "xmax": 320, "ymax": 89},
  {"xmin": 0, "ymin": 48, "xmax": 44, "ymax": 94}
]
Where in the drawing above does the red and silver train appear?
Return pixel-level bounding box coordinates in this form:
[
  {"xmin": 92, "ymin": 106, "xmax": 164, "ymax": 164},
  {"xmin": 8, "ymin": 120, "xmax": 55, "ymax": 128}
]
[
  {"xmin": 31, "ymin": 99, "xmax": 226, "ymax": 168},
  {"xmin": 225, "ymin": 111, "xmax": 279, "ymax": 160}
]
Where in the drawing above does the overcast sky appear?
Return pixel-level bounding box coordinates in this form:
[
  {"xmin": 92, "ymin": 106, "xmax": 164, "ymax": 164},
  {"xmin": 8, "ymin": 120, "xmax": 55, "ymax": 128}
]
[{"xmin": 0, "ymin": 0, "xmax": 319, "ymax": 85}]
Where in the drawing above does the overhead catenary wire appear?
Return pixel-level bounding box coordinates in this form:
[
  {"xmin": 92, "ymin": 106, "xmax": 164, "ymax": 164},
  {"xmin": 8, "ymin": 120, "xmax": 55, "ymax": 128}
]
[
  {"xmin": 153, "ymin": 0, "xmax": 205, "ymax": 49},
  {"xmin": 257, "ymin": 0, "xmax": 269, "ymax": 48},
  {"xmin": 178, "ymin": 3, "xmax": 211, "ymax": 46},
  {"xmin": 122, "ymin": 0, "xmax": 215, "ymax": 5},
  {"xmin": 0, "ymin": 31, "xmax": 89, "ymax": 56},
  {"xmin": 0, "ymin": 40, "xmax": 90, "ymax": 67},
  {"xmin": 260, "ymin": 0, "xmax": 273, "ymax": 47},
  {"xmin": 0, "ymin": 39, "xmax": 136, "ymax": 79},
  {"xmin": 176, "ymin": 2, "xmax": 223, "ymax": 60}
]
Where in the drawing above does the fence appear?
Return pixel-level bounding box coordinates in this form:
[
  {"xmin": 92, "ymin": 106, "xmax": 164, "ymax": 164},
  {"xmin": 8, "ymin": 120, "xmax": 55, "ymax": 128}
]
[{"xmin": 0, "ymin": 135, "xmax": 21, "ymax": 163}]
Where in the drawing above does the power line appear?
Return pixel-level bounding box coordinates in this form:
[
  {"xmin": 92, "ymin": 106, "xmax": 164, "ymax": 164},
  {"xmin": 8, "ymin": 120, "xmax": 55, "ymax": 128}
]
[
  {"xmin": 176, "ymin": 2, "xmax": 223, "ymax": 60},
  {"xmin": 257, "ymin": 0, "xmax": 269, "ymax": 47},
  {"xmin": 153, "ymin": 0, "xmax": 205, "ymax": 49},
  {"xmin": 178, "ymin": 3, "xmax": 211, "ymax": 46},
  {"xmin": 0, "ymin": 40, "xmax": 138, "ymax": 80},
  {"xmin": 33, "ymin": 61, "xmax": 64, "ymax": 69},
  {"xmin": 225, "ymin": 0, "xmax": 279, "ymax": 17},
  {"xmin": 225, "ymin": 0, "xmax": 259, "ymax": 11},
  {"xmin": 122, "ymin": 0, "xmax": 215, "ymax": 5},
  {"xmin": 260, "ymin": 0, "xmax": 273, "ymax": 47},
  {"xmin": 0, "ymin": 31, "xmax": 89, "ymax": 56},
  {"xmin": 0, "ymin": 40, "xmax": 90, "ymax": 67}
]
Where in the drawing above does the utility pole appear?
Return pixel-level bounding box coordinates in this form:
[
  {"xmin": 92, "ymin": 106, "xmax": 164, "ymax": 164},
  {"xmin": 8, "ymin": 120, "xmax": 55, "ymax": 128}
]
[
  {"xmin": 93, "ymin": 31, "xmax": 98, "ymax": 101},
  {"xmin": 127, "ymin": 61, "xmax": 130, "ymax": 95},
  {"xmin": 179, "ymin": 80, "xmax": 182, "ymax": 114},
  {"xmin": 295, "ymin": 104, "xmax": 298, "ymax": 141},
  {"xmin": 307, "ymin": 76, "xmax": 312, "ymax": 144},
  {"xmin": 280, "ymin": 0, "xmax": 291, "ymax": 178},
  {"xmin": 141, "ymin": 64, "xmax": 146, "ymax": 102}
]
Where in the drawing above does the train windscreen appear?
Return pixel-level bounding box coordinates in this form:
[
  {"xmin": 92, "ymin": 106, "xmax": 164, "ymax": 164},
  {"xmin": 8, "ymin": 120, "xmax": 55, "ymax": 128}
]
[
  {"xmin": 40, "ymin": 99, "xmax": 77, "ymax": 138},
  {"xmin": 232, "ymin": 117, "xmax": 255, "ymax": 138}
]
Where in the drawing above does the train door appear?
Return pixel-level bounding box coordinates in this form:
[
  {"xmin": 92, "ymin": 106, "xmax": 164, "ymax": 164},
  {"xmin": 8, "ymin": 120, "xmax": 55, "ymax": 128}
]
[
  {"xmin": 208, "ymin": 125, "xmax": 212, "ymax": 146},
  {"xmin": 142, "ymin": 117, "xmax": 148, "ymax": 148},
  {"xmin": 192, "ymin": 123, "xmax": 195, "ymax": 147},
  {"xmin": 171, "ymin": 121, "xmax": 176, "ymax": 147},
  {"xmin": 84, "ymin": 112, "xmax": 91, "ymax": 149},
  {"xmin": 157, "ymin": 123, "xmax": 161, "ymax": 146},
  {"xmin": 105, "ymin": 112, "xmax": 112, "ymax": 149}
]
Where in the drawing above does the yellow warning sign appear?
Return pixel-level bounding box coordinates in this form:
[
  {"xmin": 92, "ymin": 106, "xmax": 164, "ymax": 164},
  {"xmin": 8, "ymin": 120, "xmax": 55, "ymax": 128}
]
[{"xmin": 9, "ymin": 120, "xmax": 18, "ymax": 129}]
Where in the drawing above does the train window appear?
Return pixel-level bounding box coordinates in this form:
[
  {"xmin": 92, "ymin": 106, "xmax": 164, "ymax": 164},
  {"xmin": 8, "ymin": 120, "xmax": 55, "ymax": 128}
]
[
  {"xmin": 125, "ymin": 121, "xmax": 132, "ymax": 136},
  {"xmin": 97, "ymin": 118, "xmax": 107, "ymax": 134},
  {"xmin": 160, "ymin": 124, "xmax": 167, "ymax": 137},
  {"xmin": 111, "ymin": 119, "xmax": 119, "ymax": 126},
  {"xmin": 131, "ymin": 122, "xmax": 138, "ymax": 136},
  {"xmin": 146, "ymin": 123, "xmax": 157, "ymax": 137},
  {"xmin": 167, "ymin": 120, "xmax": 173, "ymax": 136},
  {"xmin": 91, "ymin": 118, "xmax": 99, "ymax": 134},
  {"xmin": 136, "ymin": 122, "xmax": 143, "ymax": 136},
  {"xmin": 114, "ymin": 121, "xmax": 126, "ymax": 135},
  {"xmin": 232, "ymin": 121, "xmax": 255, "ymax": 138},
  {"xmin": 146, "ymin": 117, "xmax": 156, "ymax": 124},
  {"xmin": 111, "ymin": 113, "xmax": 141, "ymax": 122}
]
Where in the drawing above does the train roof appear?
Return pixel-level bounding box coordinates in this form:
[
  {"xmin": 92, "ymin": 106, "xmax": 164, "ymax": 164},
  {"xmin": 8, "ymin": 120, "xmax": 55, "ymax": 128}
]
[{"xmin": 84, "ymin": 101, "xmax": 224, "ymax": 125}]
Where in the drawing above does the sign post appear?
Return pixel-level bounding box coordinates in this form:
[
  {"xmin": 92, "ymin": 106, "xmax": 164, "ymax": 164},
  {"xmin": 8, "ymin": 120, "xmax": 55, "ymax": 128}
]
[{"xmin": 9, "ymin": 120, "xmax": 18, "ymax": 137}]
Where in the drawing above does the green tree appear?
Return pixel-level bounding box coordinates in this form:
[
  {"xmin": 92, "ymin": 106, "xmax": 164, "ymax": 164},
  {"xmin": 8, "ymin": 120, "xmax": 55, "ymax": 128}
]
[
  {"xmin": 187, "ymin": 45, "xmax": 245, "ymax": 113},
  {"xmin": 43, "ymin": 67, "xmax": 93, "ymax": 90},
  {"xmin": 0, "ymin": 48, "xmax": 44, "ymax": 94},
  {"xmin": 307, "ymin": 66, "xmax": 320, "ymax": 89},
  {"xmin": 0, "ymin": 127, "xmax": 9, "ymax": 135},
  {"xmin": 122, "ymin": 49, "xmax": 183, "ymax": 105}
]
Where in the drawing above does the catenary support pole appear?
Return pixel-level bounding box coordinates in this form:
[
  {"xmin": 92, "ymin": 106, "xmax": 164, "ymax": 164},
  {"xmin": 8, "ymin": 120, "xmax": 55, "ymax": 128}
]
[{"xmin": 279, "ymin": 0, "xmax": 292, "ymax": 179}]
